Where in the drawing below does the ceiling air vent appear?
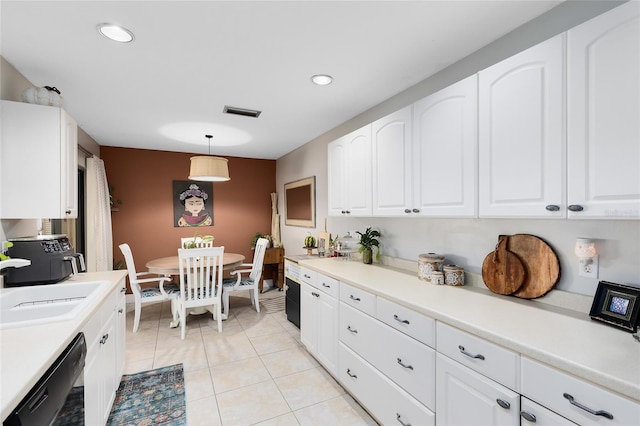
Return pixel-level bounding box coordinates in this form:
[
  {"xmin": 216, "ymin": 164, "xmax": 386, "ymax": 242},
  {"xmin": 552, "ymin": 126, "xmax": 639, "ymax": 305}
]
[{"xmin": 223, "ymin": 105, "xmax": 262, "ymax": 118}]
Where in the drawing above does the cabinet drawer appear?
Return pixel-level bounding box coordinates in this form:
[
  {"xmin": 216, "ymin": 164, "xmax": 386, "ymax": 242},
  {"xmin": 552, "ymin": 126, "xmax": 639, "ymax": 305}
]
[
  {"xmin": 339, "ymin": 302, "xmax": 379, "ymax": 364},
  {"xmin": 340, "ymin": 282, "xmax": 376, "ymax": 315},
  {"xmin": 316, "ymin": 273, "xmax": 339, "ymax": 298},
  {"xmin": 299, "ymin": 267, "xmax": 316, "ymax": 286},
  {"xmin": 521, "ymin": 397, "xmax": 577, "ymax": 425},
  {"xmin": 339, "ymin": 342, "xmax": 435, "ymax": 426},
  {"xmin": 376, "ymin": 297, "xmax": 435, "ymax": 347},
  {"xmin": 436, "ymin": 322, "xmax": 519, "ymax": 391},
  {"xmin": 521, "ymin": 357, "xmax": 640, "ymax": 426}
]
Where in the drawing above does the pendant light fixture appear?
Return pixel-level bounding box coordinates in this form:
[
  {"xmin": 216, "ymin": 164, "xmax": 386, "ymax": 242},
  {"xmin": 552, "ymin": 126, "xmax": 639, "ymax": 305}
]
[{"xmin": 189, "ymin": 134, "xmax": 230, "ymax": 182}]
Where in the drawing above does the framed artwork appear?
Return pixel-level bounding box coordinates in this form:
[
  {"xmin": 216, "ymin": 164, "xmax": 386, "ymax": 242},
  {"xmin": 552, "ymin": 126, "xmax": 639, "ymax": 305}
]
[
  {"xmin": 284, "ymin": 176, "xmax": 315, "ymax": 227},
  {"xmin": 589, "ymin": 280, "xmax": 640, "ymax": 332},
  {"xmin": 173, "ymin": 181, "xmax": 213, "ymax": 227}
]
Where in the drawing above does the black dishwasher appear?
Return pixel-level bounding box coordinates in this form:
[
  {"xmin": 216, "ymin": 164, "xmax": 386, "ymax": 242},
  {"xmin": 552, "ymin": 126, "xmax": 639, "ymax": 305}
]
[
  {"xmin": 4, "ymin": 333, "xmax": 86, "ymax": 426},
  {"xmin": 285, "ymin": 261, "xmax": 301, "ymax": 328}
]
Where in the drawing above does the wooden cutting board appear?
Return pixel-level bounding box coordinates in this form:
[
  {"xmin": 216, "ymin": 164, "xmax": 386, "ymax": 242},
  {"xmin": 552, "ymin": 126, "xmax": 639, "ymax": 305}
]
[
  {"xmin": 504, "ymin": 234, "xmax": 561, "ymax": 299},
  {"xmin": 482, "ymin": 236, "xmax": 526, "ymax": 295}
]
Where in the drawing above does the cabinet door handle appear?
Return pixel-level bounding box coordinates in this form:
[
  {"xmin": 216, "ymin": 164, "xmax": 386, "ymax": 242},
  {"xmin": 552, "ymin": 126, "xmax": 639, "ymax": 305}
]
[
  {"xmin": 349, "ymin": 295, "xmax": 361, "ymax": 301},
  {"xmin": 65, "ymin": 209, "xmax": 72, "ymax": 214},
  {"xmin": 100, "ymin": 333, "xmax": 109, "ymax": 345},
  {"xmin": 346, "ymin": 368, "xmax": 357, "ymax": 379},
  {"xmin": 412, "ymin": 208, "xmax": 420, "ymax": 213},
  {"xmin": 545, "ymin": 204, "xmax": 560, "ymax": 211},
  {"xmin": 322, "ymin": 283, "xmax": 331, "ymax": 288},
  {"xmin": 404, "ymin": 209, "xmax": 412, "ymax": 214},
  {"xmin": 393, "ymin": 314, "xmax": 410, "ymax": 325},
  {"xmin": 496, "ymin": 399, "xmax": 511, "ymax": 410},
  {"xmin": 347, "ymin": 326, "xmax": 358, "ymax": 334},
  {"xmin": 458, "ymin": 345, "xmax": 485, "ymax": 360},
  {"xmin": 563, "ymin": 393, "xmax": 613, "ymax": 420},
  {"xmin": 568, "ymin": 204, "xmax": 584, "ymax": 212},
  {"xmin": 396, "ymin": 413, "xmax": 411, "ymax": 426},
  {"xmin": 520, "ymin": 411, "xmax": 537, "ymax": 422},
  {"xmin": 396, "ymin": 358, "xmax": 413, "ymax": 370},
  {"xmin": 304, "ymin": 274, "xmax": 311, "ymax": 279},
  {"xmin": 120, "ymin": 287, "xmax": 126, "ymax": 293},
  {"xmin": 118, "ymin": 308, "xmax": 124, "ymax": 314},
  {"xmin": 312, "ymin": 291, "xmax": 320, "ymax": 297}
]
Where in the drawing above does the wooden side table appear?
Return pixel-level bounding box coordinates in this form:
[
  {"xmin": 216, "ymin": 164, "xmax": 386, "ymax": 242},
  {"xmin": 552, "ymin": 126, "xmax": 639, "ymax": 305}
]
[{"xmin": 260, "ymin": 247, "xmax": 285, "ymax": 292}]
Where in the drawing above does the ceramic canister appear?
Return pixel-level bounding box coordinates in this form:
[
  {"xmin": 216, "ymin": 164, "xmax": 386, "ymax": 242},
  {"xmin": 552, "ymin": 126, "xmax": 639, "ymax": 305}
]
[
  {"xmin": 418, "ymin": 253, "xmax": 445, "ymax": 282},
  {"xmin": 443, "ymin": 264, "xmax": 465, "ymax": 286},
  {"xmin": 431, "ymin": 271, "xmax": 445, "ymax": 285}
]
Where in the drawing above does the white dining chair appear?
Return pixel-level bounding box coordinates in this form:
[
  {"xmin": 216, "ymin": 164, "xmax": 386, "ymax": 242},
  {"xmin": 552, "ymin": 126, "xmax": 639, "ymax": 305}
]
[
  {"xmin": 118, "ymin": 243, "xmax": 179, "ymax": 332},
  {"xmin": 222, "ymin": 237, "xmax": 269, "ymax": 316},
  {"xmin": 176, "ymin": 246, "xmax": 225, "ymax": 338}
]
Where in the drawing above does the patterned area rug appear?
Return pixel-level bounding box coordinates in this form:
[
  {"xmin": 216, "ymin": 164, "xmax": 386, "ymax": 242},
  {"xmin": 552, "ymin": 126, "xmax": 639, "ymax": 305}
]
[
  {"xmin": 54, "ymin": 364, "xmax": 186, "ymax": 426},
  {"xmin": 229, "ymin": 286, "xmax": 285, "ymax": 313}
]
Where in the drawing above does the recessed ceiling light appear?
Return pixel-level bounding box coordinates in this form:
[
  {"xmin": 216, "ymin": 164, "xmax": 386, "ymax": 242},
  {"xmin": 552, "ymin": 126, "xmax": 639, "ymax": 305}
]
[
  {"xmin": 97, "ymin": 23, "xmax": 134, "ymax": 43},
  {"xmin": 311, "ymin": 74, "xmax": 333, "ymax": 86}
]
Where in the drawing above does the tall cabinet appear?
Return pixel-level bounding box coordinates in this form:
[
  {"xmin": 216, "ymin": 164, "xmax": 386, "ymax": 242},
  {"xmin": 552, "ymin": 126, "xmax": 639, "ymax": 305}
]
[
  {"xmin": 1, "ymin": 100, "xmax": 78, "ymax": 219},
  {"xmin": 567, "ymin": 1, "xmax": 640, "ymax": 219}
]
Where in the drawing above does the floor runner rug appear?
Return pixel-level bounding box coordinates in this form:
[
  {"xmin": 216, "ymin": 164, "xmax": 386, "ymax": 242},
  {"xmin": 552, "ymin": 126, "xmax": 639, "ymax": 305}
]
[{"xmin": 54, "ymin": 363, "xmax": 186, "ymax": 426}]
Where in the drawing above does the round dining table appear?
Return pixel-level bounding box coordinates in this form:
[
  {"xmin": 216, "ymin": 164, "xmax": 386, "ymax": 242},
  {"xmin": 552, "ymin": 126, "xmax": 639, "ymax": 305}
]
[
  {"xmin": 145, "ymin": 252, "xmax": 245, "ymax": 324},
  {"xmin": 145, "ymin": 252, "xmax": 245, "ymax": 275}
]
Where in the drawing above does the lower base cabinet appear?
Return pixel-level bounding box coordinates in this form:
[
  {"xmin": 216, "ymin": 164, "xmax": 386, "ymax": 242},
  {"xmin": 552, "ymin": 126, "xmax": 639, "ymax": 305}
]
[
  {"xmin": 436, "ymin": 353, "xmax": 520, "ymax": 426},
  {"xmin": 521, "ymin": 397, "xmax": 577, "ymax": 425},
  {"xmin": 339, "ymin": 343, "xmax": 435, "ymax": 426},
  {"xmin": 83, "ymin": 281, "xmax": 126, "ymax": 425}
]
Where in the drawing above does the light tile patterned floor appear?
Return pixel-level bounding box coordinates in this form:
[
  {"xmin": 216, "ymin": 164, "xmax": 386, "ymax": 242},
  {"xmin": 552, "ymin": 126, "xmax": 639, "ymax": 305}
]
[{"xmin": 123, "ymin": 295, "xmax": 377, "ymax": 425}]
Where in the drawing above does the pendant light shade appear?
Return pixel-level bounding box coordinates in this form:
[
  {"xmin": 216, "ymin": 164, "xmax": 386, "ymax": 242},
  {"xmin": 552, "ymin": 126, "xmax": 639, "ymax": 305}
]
[
  {"xmin": 189, "ymin": 134, "xmax": 231, "ymax": 182},
  {"xmin": 189, "ymin": 156, "xmax": 230, "ymax": 181}
]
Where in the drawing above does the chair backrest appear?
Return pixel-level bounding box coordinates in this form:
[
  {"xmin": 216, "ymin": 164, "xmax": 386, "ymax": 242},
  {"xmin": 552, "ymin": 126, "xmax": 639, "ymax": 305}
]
[
  {"xmin": 178, "ymin": 246, "xmax": 224, "ymax": 304},
  {"xmin": 119, "ymin": 243, "xmax": 142, "ymax": 294},
  {"xmin": 180, "ymin": 236, "xmax": 214, "ymax": 249},
  {"xmin": 249, "ymin": 238, "xmax": 270, "ymax": 282}
]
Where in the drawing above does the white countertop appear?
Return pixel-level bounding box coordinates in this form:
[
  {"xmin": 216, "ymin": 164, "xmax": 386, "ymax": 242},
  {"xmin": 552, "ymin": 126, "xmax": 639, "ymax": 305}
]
[
  {"xmin": 0, "ymin": 271, "xmax": 127, "ymax": 421},
  {"xmin": 298, "ymin": 258, "xmax": 640, "ymax": 403}
]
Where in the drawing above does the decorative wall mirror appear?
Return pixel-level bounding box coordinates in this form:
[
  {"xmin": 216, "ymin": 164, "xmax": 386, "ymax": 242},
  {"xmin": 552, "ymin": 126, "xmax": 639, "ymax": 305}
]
[{"xmin": 284, "ymin": 176, "xmax": 315, "ymax": 227}]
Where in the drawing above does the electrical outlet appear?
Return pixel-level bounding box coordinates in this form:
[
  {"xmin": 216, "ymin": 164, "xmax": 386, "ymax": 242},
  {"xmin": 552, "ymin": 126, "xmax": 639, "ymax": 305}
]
[{"xmin": 579, "ymin": 255, "xmax": 599, "ymax": 278}]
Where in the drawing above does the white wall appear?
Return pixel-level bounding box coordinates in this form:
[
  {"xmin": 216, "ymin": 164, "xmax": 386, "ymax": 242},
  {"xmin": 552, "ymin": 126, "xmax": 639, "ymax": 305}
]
[{"xmin": 276, "ymin": 0, "xmax": 639, "ymax": 297}]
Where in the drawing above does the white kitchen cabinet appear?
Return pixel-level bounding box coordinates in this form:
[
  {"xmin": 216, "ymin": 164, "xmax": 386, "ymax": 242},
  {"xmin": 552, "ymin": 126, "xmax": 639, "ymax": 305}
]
[
  {"xmin": 521, "ymin": 397, "xmax": 577, "ymax": 425},
  {"xmin": 371, "ymin": 106, "xmax": 413, "ymax": 216},
  {"xmin": 300, "ymin": 272, "xmax": 339, "ymax": 375},
  {"xmin": 339, "ymin": 343, "xmax": 435, "ymax": 426},
  {"xmin": 412, "ymin": 75, "xmax": 477, "ymax": 217},
  {"xmin": 567, "ymin": 1, "xmax": 640, "ymax": 219},
  {"xmin": 521, "ymin": 357, "xmax": 640, "ymax": 426},
  {"xmin": 478, "ymin": 35, "xmax": 565, "ymax": 218},
  {"xmin": 436, "ymin": 353, "xmax": 520, "ymax": 426},
  {"xmin": 328, "ymin": 125, "xmax": 372, "ymax": 216},
  {"xmin": 83, "ymin": 282, "xmax": 127, "ymax": 425},
  {"xmin": 0, "ymin": 100, "xmax": 78, "ymax": 219}
]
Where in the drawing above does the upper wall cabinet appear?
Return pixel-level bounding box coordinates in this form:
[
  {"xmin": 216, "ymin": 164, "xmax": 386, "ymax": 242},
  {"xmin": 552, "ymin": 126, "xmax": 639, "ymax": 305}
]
[
  {"xmin": 412, "ymin": 75, "xmax": 477, "ymax": 217},
  {"xmin": 1, "ymin": 100, "xmax": 78, "ymax": 219},
  {"xmin": 478, "ymin": 34, "xmax": 565, "ymax": 218},
  {"xmin": 371, "ymin": 76, "xmax": 477, "ymax": 217},
  {"xmin": 328, "ymin": 125, "xmax": 372, "ymax": 216},
  {"xmin": 567, "ymin": 1, "xmax": 640, "ymax": 219}
]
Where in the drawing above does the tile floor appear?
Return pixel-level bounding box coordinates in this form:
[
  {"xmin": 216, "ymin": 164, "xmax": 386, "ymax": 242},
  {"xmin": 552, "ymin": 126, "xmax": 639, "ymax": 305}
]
[{"xmin": 123, "ymin": 295, "xmax": 377, "ymax": 425}]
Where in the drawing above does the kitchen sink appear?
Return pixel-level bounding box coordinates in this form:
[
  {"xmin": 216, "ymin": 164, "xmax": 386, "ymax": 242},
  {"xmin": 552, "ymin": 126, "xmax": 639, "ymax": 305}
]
[{"xmin": 0, "ymin": 280, "xmax": 107, "ymax": 329}]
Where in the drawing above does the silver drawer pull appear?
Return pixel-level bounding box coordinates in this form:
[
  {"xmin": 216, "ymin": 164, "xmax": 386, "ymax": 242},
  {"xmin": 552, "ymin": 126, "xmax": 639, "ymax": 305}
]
[
  {"xmin": 322, "ymin": 283, "xmax": 331, "ymax": 288},
  {"xmin": 312, "ymin": 292, "xmax": 320, "ymax": 297},
  {"xmin": 520, "ymin": 411, "xmax": 536, "ymax": 423},
  {"xmin": 346, "ymin": 368, "xmax": 357, "ymax": 378},
  {"xmin": 396, "ymin": 413, "xmax": 410, "ymax": 426},
  {"xmin": 396, "ymin": 358, "xmax": 413, "ymax": 370},
  {"xmin": 347, "ymin": 326, "xmax": 358, "ymax": 334},
  {"xmin": 496, "ymin": 399, "xmax": 510, "ymax": 410},
  {"xmin": 458, "ymin": 345, "xmax": 485, "ymax": 360},
  {"xmin": 393, "ymin": 314, "xmax": 410, "ymax": 325},
  {"xmin": 100, "ymin": 333, "xmax": 109, "ymax": 345},
  {"xmin": 350, "ymin": 295, "xmax": 361, "ymax": 301},
  {"xmin": 563, "ymin": 393, "xmax": 613, "ymax": 420}
]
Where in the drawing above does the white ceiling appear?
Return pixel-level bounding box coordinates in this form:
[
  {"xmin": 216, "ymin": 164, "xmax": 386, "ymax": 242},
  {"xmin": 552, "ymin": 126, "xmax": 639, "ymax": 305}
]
[{"xmin": 1, "ymin": 1, "xmax": 563, "ymax": 160}]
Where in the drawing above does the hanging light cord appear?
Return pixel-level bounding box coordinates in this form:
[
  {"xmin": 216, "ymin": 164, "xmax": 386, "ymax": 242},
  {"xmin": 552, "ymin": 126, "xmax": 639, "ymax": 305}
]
[{"xmin": 205, "ymin": 134, "xmax": 213, "ymax": 155}]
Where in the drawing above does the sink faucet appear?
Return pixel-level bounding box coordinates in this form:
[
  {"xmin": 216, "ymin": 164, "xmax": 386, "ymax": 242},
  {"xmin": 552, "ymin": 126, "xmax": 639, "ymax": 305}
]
[{"xmin": 0, "ymin": 258, "xmax": 31, "ymax": 270}]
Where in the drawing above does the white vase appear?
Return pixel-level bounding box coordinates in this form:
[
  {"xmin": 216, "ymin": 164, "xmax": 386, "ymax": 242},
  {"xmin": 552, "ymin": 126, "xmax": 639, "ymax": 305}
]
[{"xmin": 21, "ymin": 86, "xmax": 63, "ymax": 107}]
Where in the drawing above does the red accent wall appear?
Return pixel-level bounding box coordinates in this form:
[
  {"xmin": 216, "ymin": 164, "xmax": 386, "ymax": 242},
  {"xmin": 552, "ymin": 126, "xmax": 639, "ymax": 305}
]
[{"xmin": 101, "ymin": 147, "xmax": 276, "ymax": 275}]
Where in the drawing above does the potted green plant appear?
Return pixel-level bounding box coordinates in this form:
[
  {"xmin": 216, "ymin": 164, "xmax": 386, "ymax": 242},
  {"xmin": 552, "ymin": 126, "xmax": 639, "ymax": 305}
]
[{"xmin": 356, "ymin": 227, "xmax": 381, "ymax": 264}]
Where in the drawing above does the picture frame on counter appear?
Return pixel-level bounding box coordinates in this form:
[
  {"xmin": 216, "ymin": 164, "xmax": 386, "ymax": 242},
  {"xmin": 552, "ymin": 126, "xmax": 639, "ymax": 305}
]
[{"xmin": 589, "ymin": 280, "xmax": 640, "ymax": 332}]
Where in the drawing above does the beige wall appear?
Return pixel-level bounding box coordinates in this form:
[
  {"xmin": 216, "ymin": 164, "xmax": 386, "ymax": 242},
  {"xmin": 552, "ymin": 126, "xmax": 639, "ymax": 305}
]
[{"xmin": 276, "ymin": 0, "xmax": 639, "ymax": 297}]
